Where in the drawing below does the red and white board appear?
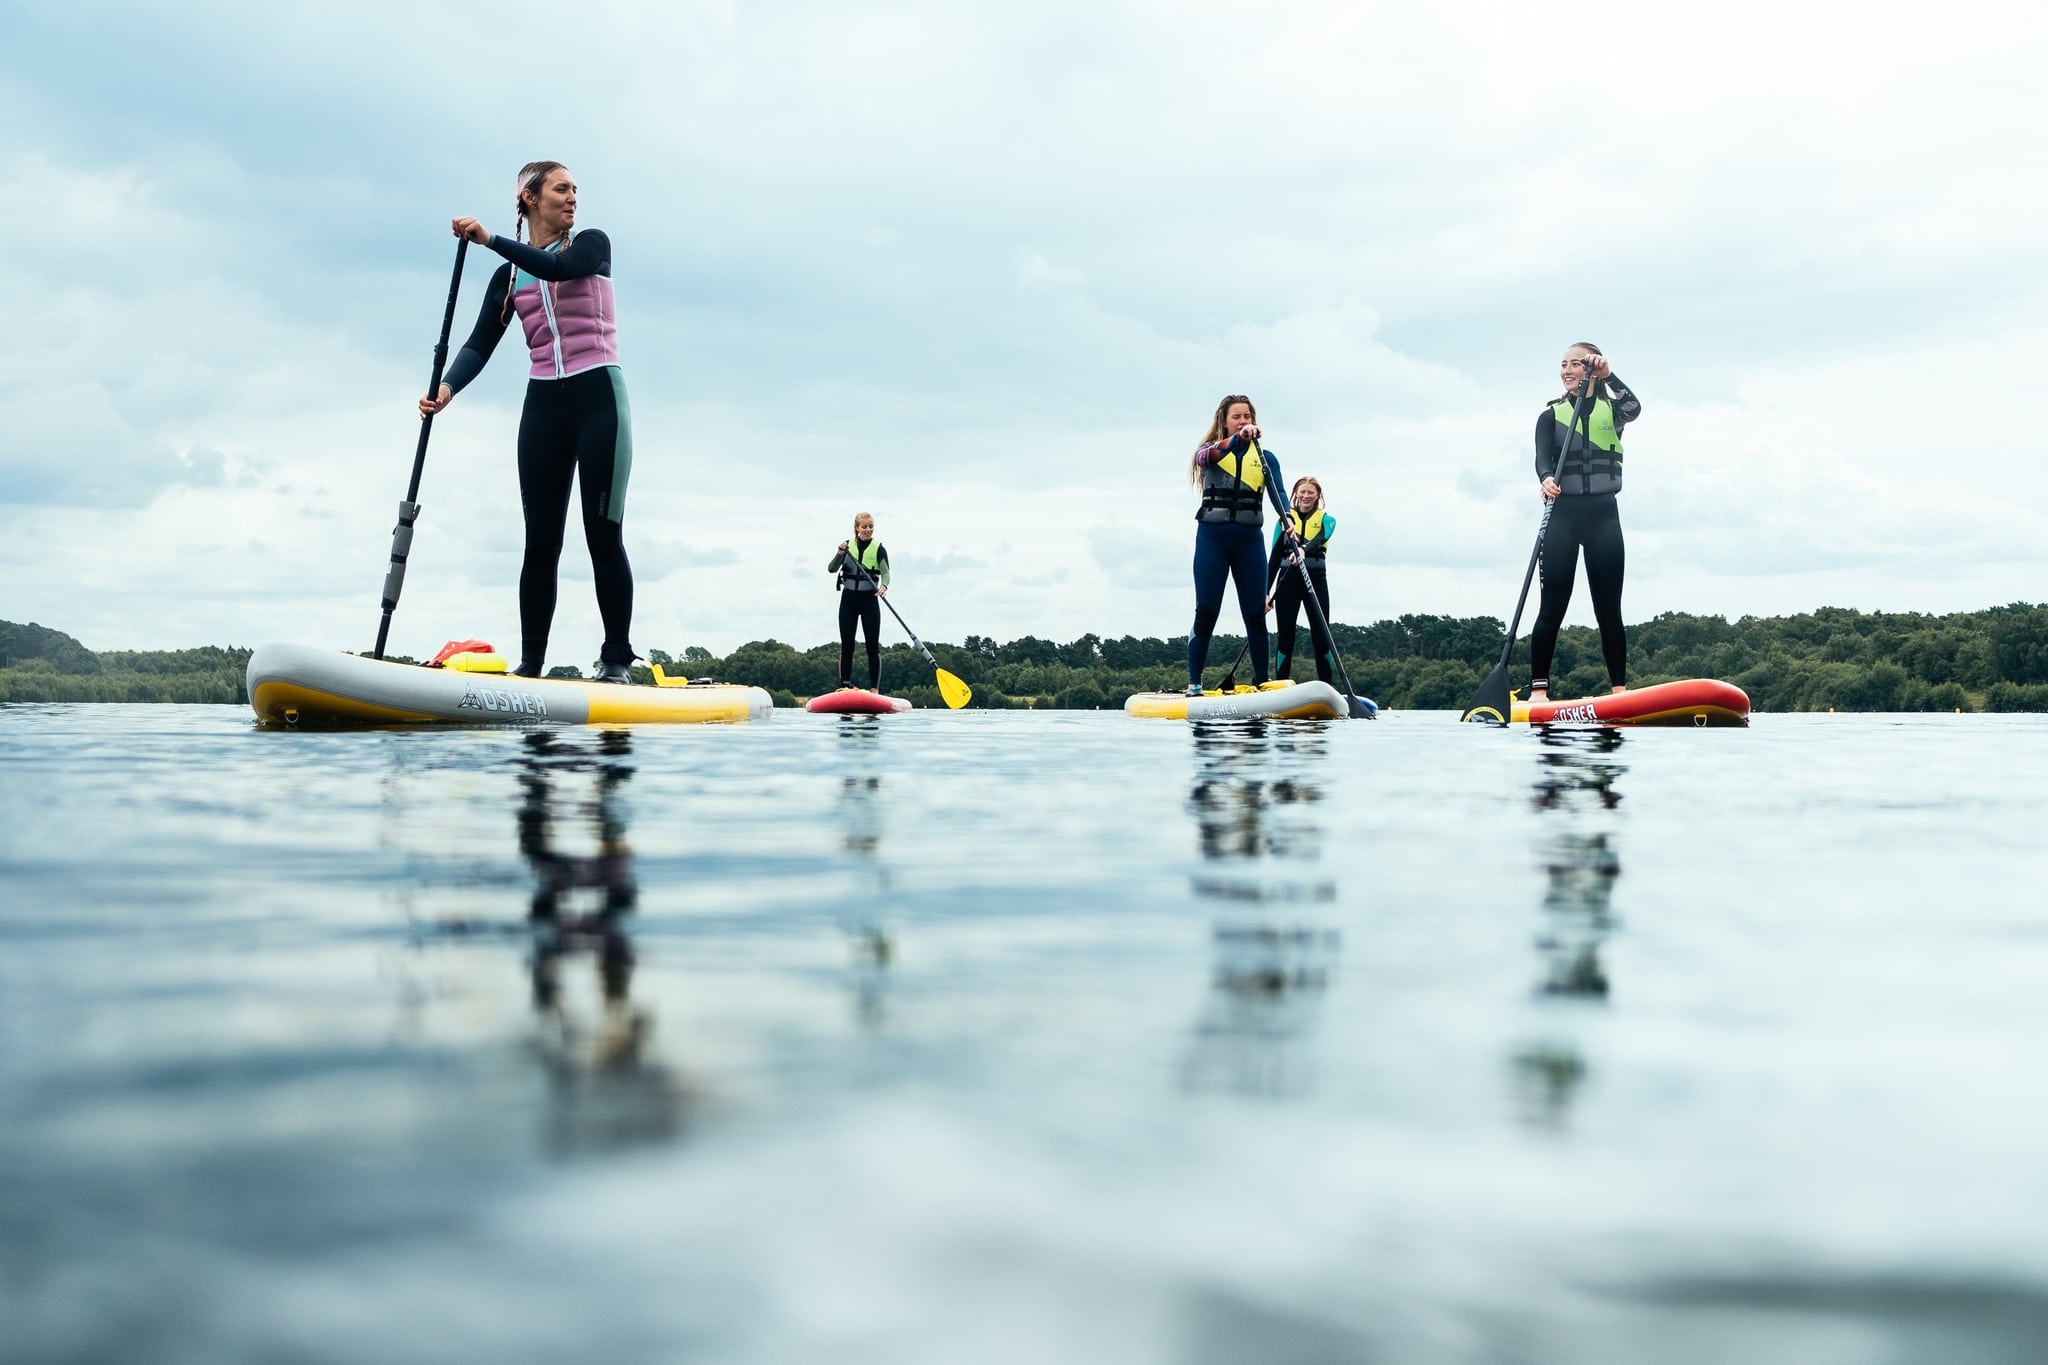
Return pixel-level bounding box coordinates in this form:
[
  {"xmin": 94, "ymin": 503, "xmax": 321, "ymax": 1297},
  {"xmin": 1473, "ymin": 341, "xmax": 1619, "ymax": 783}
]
[
  {"xmin": 1513, "ymin": 678, "xmax": 1749, "ymax": 727},
  {"xmin": 805, "ymin": 690, "xmax": 914, "ymax": 715}
]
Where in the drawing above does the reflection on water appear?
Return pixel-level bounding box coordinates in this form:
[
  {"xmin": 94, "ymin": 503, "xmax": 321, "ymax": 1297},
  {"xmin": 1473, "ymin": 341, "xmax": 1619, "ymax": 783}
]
[
  {"xmin": 428, "ymin": 729, "xmax": 689, "ymax": 1158},
  {"xmin": 12, "ymin": 706, "xmax": 2048, "ymax": 1363},
  {"xmin": 834, "ymin": 721, "xmax": 894, "ymax": 1028},
  {"xmin": 1182, "ymin": 721, "xmax": 1341, "ymax": 1099},
  {"xmin": 1514, "ymin": 729, "xmax": 1626, "ymax": 1129}
]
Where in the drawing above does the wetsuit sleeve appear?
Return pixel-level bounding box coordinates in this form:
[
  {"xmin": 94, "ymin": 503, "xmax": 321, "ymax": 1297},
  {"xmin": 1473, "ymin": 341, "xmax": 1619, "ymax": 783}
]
[
  {"xmin": 1192, "ymin": 431, "xmax": 1255, "ymax": 468},
  {"xmin": 1318, "ymin": 512, "xmax": 1335, "ymax": 548},
  {"xmin": 1534, "ymin": 410, "xmax": 1562, "ymax": 481},
  {"xmin": 1604, "ymin": 374, "xmax": 1642, "ymax": 431},
  {"xmin": 876, "ymin": 545, "xmax": 891, "ymax": 591},
  {"xmin": 485, "ymin": 229, "xmax": 611, "ymax": 281},
  {"xmin": 828, "ymin": 549, "xmax": 846, "ymax": 573},
  {"xmin": 441, "ymin": 264, "xmax": 515, "ymax": 396}
]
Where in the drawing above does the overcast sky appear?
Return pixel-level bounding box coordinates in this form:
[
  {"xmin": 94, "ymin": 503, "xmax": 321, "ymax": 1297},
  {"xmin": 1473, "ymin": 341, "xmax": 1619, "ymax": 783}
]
[{"xmin": 4, "ymin": 0, "xmax": 2043, "ymax": 659}]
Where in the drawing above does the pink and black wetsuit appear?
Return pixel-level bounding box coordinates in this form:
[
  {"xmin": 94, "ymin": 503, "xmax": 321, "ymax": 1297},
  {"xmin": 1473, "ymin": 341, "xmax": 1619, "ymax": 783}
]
[{"xmin": 443, "ymin": 229, "xmax": 635, "ymax": 671}]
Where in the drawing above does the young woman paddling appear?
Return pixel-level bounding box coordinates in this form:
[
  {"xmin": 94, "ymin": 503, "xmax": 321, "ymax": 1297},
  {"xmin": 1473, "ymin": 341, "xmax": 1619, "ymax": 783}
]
[
  {"xmin": 418, "ymin": 161, "xmax": 637, "ymax": 682},
  {"xmin": 1527, "ymin": 343, "xmax": 1642, "ymax": 702},
  {"xmin": 1186, "ymin": 394, "xmax": 1283, "ymax": 696},
  {"xmin": 1266, "ymin": 475, "xmax": 1335, "ymax": 684},
  {"xmin": 828, "ymin": 512, "xmax": 889, "ymax": 690}
]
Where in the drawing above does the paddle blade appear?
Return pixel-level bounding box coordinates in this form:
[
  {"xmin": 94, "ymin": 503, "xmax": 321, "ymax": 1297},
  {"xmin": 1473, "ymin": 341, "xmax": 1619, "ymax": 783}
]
[
  {"xmin": 1460, "ymin": 663, "xmax": 1512, "ymax": 725},
  {"xmin": 1346, "ymin": 695, "xmax": 1379, "ymax": 720},
  {"xmin": 936, "ymin": 669, "xmax": 973, "ymax": 710}
]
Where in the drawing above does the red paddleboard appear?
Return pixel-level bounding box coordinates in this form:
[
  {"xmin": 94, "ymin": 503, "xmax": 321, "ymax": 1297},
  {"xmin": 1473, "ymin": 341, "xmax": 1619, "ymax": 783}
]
[
  {"xmin": 1513, "ymin": 678, "xmax": 1749, "ymax": 727},
  {"xmin": 805, "ymin": 690, "xmax": 913, "ymax": 715}
]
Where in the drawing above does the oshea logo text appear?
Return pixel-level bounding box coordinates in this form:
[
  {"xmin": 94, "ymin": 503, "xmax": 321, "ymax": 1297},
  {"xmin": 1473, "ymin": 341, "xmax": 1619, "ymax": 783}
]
[
  {"xmin": 457, "ymin": 683, "xmax": 550, "ymax": 718},
  {"xmin": 1550, "ymin": 701, "xmax": 1600, "ymax": 723}
]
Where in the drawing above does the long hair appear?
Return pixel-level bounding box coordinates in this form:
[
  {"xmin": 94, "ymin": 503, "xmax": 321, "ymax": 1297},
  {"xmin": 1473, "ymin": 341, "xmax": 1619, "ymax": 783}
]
[
  {"xmin": 500, "ymin": 160, "xmax": 566, "ymax": 324},
  {"xmin": 1553, "ymin": 341, "xmax": 1612, "ymax": 406},
  {"xmin": 1190, "ymin": 394, "xmax": 1256, "ymax": 487},
  {"xmin": 1288, "ymin": 476, "xmax": 1324, "ymax": 512}
]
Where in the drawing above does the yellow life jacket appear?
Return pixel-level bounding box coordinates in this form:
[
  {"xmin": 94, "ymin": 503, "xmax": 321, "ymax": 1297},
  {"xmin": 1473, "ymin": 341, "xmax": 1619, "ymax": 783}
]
[{"xmin": 1285, "ymin": 508, "xmax": 1328, "ymax": 558}]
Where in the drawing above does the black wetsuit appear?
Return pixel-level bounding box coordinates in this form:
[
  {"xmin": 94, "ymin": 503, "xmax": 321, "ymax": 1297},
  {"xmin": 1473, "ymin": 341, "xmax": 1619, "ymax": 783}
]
[
  {"xmin": 1529, "ymin": 376, "xmax": 1641, "ymax": 691},
  {"xmin": 443, "ymin": 231, "xmax": 635, "ymax": 670},
  {"xmin": 1266, "ymin": 519, "xmax": 1334, "ymax": 684}
]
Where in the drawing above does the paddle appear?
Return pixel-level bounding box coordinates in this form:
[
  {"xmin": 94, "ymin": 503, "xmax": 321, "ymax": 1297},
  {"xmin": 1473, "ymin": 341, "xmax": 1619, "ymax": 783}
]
[
  {"xmin": 373, "ymin": 238, "xmax": 469, "ymax": 661},
  {"xmin": 1217, "ymin": 637, "xmax": 1252, "ymax": 691},
  {"xmin": 1255, "ymin": 450, "xmax": 1375, "ymax": 719},
  {"xmin": 837, "ymin": 545, "xmax": 972, "ymax": 709},
  {"xmin": 1459, "ymin": 370, "xmax": 1595, "ymax": 724}
]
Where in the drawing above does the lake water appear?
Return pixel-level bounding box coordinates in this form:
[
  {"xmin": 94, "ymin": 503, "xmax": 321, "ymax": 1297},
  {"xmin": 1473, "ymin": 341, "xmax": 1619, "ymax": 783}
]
[{"xmin": 4, "ymin": 704, "xmax": 2048, "ymax": 1364}]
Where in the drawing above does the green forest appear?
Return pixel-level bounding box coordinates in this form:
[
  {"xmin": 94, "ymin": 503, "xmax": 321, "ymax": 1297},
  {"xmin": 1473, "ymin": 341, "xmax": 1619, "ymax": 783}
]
[{"xmin": 7, "ymin": 604, "xmax": 2048, "ymax": 712}]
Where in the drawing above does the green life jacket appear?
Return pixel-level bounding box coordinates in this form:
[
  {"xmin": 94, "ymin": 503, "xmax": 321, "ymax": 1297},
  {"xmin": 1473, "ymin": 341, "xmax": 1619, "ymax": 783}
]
[
  {"xmin": 1197, "ymin": 439, "xmax": 1267, "ymax": 526},
  {"xmin": 1549, "ymin": 396, "xmax": 1624, "ymax": 496},
  {"xmin": 838, "ymin": 538, "xmax": 884, "ymax": 592}
]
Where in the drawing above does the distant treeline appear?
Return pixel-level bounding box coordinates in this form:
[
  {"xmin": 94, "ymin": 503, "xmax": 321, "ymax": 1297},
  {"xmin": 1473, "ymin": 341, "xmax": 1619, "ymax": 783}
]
[
  {"xmin": 659, "ymin": 603, "xmax": 2048, "ymax": 712},
  {"xmin": 7, "ymin": 605, "xmax": 2048, "ymax": 711},
  {"xmin": 0, "ymin": 621, "xmax": 255, "ymax": 703}
]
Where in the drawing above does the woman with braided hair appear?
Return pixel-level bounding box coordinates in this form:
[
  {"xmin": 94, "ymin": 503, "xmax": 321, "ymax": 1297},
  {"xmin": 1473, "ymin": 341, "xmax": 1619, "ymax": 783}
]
[{"xmin": 418, "ymin": 161, "xmax": 638, "ymax": 682}]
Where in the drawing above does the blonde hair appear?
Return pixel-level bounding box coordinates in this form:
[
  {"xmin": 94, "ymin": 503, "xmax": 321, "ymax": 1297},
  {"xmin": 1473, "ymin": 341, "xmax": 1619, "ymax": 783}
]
[
  {"xmin": 1289, "ymin": 476, "xmax": 1324, "ymax": 510},
  {"xmin": 1190, "ymin": 394, "xmax": 1256, "ymax": 488},
  {"xmin": 852, "ymin": 511, "xmax": 874, "ymax": 538}
]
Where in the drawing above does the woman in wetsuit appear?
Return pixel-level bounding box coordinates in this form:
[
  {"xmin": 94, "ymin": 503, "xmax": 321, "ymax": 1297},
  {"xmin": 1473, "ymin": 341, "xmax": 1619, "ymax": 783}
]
[
  {"xmin": 1527, "ymin": 343, "xmax": 1641, "ymax": 703},
  {"xmin": 418, "ymin": 160, "xmax": 636, "ymax": 682},
  {"xmin": 1265, "ymin": 475, "xmax": 1335, "ymax": 684},
  {"xmin": 1186, "ymin": 394, "xmax": 1283, "ymax": 696},
  {"xmin": 827, "ymin": 512, "xmax": 889, "ymax": 690}
]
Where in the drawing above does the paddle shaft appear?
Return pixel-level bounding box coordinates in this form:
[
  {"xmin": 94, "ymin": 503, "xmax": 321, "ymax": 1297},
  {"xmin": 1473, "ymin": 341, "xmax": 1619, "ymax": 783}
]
[
  {"xmin": 1484, "ymin": 371, "xmax": 1596, "ymax": 675},
  {"xmin": 837, "ymin": 544, "xmax": 940, "ymax": 667},
  {"xmin": 1219, "ymin": 636, "xmax": 1251, "ymax": 687},
  {"xmin": 373, "ymin": 238, "xmax": 469, "ymax": 661}
]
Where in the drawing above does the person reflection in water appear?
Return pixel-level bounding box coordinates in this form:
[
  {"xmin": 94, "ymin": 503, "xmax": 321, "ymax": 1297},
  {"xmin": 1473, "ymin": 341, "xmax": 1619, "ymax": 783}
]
[
  {"xmin": 1513, "ymin": 728, "xmax": 1625, "ymax": 1129},
  {"xmin": 833, "ymin": 722, "xmax": 896, "ymax": 1028},
  {"xmin": 1180, "ymin": 721, "xmax": 1339, "ymax": 1100},
  {"xmin": 517, "ymin": 729, "xmax": 685, "ymax": 1154}
]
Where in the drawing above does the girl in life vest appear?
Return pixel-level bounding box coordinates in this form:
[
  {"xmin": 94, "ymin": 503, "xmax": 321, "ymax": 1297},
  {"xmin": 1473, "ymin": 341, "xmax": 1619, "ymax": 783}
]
[
  {"xmin": 1528, "ymin": 342, "xmax": 1643, "ymax": 702},
  {"xmin": 420, "ymin": 161, "xmax": 637, "ymax": 682},
  {"xmin": 828, "ymin": 512, "xmax": 890, "ymax": 690},
  {"xmin": 1185, "ymin": 394, "xmax": 1284, "ymax": 696},
  {"xmin": 1265, "ymin": 476, "xmax": 1336, "ymax": 684}
]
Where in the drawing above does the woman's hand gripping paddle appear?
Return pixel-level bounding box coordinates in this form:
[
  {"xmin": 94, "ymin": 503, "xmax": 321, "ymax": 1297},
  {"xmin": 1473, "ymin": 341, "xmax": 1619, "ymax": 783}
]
[
  {"xmin": 373, "ymin": 238, "xmax": 468, "ymax": 661},
  {"xmin": 1256, "ymin": 452, "xmax": 1375, "ymax": 719},
  {"xmin": 840, "ymin": 552, "xmax": 972, "ymax": 708},
  {"xmin": 1460, "ymin": 370, "xmax": 1595, "ymax": 724}
]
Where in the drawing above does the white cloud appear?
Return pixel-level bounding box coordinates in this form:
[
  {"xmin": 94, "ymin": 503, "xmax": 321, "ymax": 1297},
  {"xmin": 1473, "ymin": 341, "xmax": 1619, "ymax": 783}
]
[{"xmin": 3, "ymin": 0, "xmax": 2045, "ymax": 654}]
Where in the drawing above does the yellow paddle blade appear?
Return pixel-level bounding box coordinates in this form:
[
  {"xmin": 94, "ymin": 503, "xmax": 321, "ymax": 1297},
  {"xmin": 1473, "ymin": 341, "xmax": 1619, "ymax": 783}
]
[{"xmin": 936, "ymin": 669, "xmax": 972, "ymax": 710}]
